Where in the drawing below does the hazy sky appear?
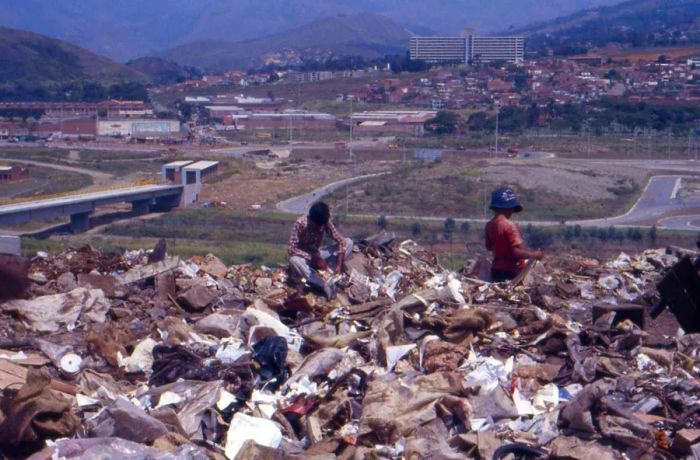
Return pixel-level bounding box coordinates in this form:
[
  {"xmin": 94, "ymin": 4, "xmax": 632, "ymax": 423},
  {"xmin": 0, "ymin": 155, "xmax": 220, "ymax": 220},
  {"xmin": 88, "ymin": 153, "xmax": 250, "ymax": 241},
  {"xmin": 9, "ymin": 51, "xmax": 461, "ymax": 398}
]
[{"xmin": 0, "ymin": 0, "xmax": 624, "ymax": 60}]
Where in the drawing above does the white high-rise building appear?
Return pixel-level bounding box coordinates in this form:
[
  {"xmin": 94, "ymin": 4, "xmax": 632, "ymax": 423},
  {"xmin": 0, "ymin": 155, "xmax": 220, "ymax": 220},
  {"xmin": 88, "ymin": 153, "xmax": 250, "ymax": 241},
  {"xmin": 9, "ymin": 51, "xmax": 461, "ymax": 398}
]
[
  {"xmin": 409, "ymin": 36, "xmax": 467, "ymax": 63},
  {"xmin": 471, "ymin": 36, "xmax": 525, "ymax": 64},
  {"xmin": 409, "ymin": 30, "xmax": 524, "ymax": 64}
]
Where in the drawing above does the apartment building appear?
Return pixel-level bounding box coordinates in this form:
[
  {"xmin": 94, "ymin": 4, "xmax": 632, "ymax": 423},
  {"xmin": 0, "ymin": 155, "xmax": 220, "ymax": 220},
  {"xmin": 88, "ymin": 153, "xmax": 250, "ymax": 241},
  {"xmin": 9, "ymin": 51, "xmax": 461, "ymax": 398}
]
[
  {"xmin": 471, "ymin": 36, "xmax": 525, "ymax": 64},
  {"xmin": 409, "ymin": 36, "xmax": 467, "ymax": 63},
  {"xmin": 410, "ymin": 31, "xmax": 524, "ymax": 64}
]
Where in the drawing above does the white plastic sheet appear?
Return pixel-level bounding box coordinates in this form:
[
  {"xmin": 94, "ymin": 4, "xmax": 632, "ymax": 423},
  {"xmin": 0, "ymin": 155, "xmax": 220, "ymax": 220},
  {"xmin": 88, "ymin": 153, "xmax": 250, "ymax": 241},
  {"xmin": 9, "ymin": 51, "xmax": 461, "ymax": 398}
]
[{"xmin": 224, "ymin": 413, "xmax": 282, "ymax": 459}]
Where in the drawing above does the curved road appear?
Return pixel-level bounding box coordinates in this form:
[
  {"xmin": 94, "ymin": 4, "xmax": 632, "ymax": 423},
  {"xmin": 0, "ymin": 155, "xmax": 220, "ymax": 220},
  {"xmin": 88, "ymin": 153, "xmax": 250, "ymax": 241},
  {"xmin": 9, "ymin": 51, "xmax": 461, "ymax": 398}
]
[
  {"xmin": 276, "ymin": 173, "xmax": 388, "ymax": 214},
  {"xmin": 277, "ymin": 173, "xmax": 700, "ymax": 231}
]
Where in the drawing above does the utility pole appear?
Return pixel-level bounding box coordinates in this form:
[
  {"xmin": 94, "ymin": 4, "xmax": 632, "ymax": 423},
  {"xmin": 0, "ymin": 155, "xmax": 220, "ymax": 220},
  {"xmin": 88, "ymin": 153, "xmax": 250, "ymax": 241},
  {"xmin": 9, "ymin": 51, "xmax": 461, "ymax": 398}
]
[
  {"xmin": 494, "ymin": 101, "xmax": 500, "ymax": 158},
  {"xmin": 586, "ymin": 123, "xmax": 591, "ymax": 159},
  {"xmin": 349, "ymin": 99, "xmax": 354, "ymax": 163},
  {"xmin": 688, "ymin": 131, "xmax": 692, "ymax": 160}
]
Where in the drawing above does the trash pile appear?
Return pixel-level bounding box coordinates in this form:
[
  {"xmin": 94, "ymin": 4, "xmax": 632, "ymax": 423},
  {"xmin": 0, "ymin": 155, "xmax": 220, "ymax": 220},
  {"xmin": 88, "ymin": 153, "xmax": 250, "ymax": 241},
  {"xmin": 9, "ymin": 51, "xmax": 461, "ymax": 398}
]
[{"xmin": 0, "ymin": 236, "xmax": 699, "ymax": 459}]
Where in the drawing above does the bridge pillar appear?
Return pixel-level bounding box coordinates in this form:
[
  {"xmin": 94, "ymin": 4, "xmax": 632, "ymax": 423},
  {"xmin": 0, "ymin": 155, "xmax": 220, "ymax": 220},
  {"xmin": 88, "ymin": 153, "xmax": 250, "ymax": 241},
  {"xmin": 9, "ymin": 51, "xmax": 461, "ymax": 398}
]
[
  {"xmin": 131, "ymin": 199, "xmax": 151, "ymax": 215},
  {"xmin": 69, "ymin": 212, "xmax": 91, "ymax": 233},
  {"xmin": 152, "ymin": 194, "xmax": 181, "ymax": 212}
]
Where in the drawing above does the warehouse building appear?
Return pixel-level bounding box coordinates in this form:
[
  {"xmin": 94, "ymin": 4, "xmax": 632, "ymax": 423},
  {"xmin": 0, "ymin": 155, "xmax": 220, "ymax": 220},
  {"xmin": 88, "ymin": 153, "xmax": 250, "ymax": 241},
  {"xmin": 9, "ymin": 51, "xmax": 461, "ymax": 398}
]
[{"xmin": 97, "ymin": 119, "xmax": 180, "ymax": 137}]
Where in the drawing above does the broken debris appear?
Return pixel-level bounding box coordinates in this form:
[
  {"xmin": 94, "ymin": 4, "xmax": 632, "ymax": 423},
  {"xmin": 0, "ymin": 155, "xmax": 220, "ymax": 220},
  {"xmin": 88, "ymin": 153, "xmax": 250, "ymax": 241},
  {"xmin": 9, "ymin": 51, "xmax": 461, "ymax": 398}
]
[{"xmin": 0, "ymin": 241, "xmax": 694, "ymax": 459}]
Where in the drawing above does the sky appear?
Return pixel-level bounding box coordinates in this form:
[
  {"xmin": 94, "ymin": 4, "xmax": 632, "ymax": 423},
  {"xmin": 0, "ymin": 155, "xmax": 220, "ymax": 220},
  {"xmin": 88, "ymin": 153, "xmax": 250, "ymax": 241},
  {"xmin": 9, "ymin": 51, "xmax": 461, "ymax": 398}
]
[{"xmin": 0, "ymin": 0, "xmax": 625, "ymax": 60}]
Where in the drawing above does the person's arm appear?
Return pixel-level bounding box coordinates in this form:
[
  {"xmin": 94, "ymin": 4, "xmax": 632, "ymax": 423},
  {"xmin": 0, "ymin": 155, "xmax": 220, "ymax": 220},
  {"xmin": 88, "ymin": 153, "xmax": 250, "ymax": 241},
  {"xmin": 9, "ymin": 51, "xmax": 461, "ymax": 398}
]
[
  {"xmin": 326, "ymin": 220, "xmax": 346, "ymax": 274},
  {"xmin": 513, "ymin": 245, "xmax": 543, "ymax": 261},
  {"xmin": 288, "ymin": 220, "xmax": 312, "ymax": 260},
  {"xmin": 509, "ymin": 223, "xmax": 543, "ymax": 261}
]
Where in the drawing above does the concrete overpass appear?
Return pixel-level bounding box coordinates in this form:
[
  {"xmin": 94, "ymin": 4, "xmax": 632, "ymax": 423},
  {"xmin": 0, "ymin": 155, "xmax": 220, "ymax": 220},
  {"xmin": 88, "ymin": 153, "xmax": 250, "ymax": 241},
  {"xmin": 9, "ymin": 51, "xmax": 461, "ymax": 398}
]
[{"xmin": 0, "ymin": 184, "xmax": 183, "ymax": 233}]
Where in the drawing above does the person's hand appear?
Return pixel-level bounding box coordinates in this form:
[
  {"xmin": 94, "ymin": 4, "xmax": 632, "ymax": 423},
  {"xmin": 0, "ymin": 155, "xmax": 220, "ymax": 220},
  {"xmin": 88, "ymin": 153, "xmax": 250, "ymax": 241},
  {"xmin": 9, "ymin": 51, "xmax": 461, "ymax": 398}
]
[
  {"xmin": 531, "ymin": 249, "xmax": 544, "ymax": 261},
  {"xmin": 335, "ymin": 255, "xmax": 345, "ymax": 275},
  {"xmin": 312, "ymin": 256, "xmax": 328, "ymax": 271}
]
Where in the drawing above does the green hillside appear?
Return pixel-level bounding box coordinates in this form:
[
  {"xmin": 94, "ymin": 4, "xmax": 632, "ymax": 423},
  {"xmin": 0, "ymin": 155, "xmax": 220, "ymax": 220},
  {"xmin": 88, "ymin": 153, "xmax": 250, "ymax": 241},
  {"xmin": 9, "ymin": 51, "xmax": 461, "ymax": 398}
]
[
  {"xmin": 512, "ymin": 0, "xmax": 700, "ymax": 56},
  {"xmin": 0, "ymin": 27, "xmax": 149, "ymax": 101}
]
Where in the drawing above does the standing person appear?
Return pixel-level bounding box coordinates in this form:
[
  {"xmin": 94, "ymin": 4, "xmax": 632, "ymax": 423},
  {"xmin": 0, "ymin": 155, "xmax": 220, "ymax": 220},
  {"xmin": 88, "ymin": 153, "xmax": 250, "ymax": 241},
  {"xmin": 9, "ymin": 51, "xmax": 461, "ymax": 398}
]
[
  {"xmin": 288, "ymin": 202, "xmax": 353, "ymax": 299},
  {"xmin": 484, "ymin": 187, "xmax": 543, "ymax": 282}
]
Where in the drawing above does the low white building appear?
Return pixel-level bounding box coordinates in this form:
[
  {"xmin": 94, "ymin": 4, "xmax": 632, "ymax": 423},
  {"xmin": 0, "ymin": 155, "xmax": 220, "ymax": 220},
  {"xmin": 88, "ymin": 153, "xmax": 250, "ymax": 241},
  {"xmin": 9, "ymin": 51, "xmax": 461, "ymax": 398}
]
[{"xmin": 97, "ymin": 119, "xmax": 180, "ymax": 137}]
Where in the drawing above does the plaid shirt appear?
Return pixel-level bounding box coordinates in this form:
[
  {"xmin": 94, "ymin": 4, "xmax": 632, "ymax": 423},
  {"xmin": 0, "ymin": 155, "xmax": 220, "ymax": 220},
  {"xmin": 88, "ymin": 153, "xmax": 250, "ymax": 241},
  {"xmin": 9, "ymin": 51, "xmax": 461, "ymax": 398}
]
[{"xmin": 288, "ymin": 216, "xmax": 345, "ymax": 260}]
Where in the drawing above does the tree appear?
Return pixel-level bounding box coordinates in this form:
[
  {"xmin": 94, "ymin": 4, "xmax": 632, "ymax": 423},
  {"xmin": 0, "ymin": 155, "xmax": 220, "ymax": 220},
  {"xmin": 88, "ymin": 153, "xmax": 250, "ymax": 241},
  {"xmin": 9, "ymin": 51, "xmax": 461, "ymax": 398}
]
[
  {"xmin": 514, "ymin": 72, "xmax": 529, "ymax": 92},
  {"xmin": 410, "ymin": 222, "xmax": 421, "ymax": 238},
  {"xmin": 648, "ymin": 225, "xmax": 658, "ymax": 243},
  {"xmin": 425, "ymin": 111, "xmax": 461, "ymax": 135},
  {"xmin": 564, "ymin": 226, "xmax": 575, "ymax": 242},
  {"xmin": 460, "ymin": 221, "xmax": 470, "ymax": 240},
  {"xmin": 443, "ymin": 217, "xmax": 456, "ymax": 239},
  {"xmin": 443, "ymin": 217, "xmax": 456, "ymax": 252},
  {"xmin": 377, "ymin": 215, "xmax": 387, "ymax": 230},
  {"xmin": 573, "ymin": 224, "xmax": 582, "ymax": 238}
]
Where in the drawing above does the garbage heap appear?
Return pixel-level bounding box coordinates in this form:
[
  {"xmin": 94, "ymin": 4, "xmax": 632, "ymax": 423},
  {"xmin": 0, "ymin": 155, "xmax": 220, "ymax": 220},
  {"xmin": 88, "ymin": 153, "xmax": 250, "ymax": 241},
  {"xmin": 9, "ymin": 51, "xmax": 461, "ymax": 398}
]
[{"xmin": 0, "ymin": 236, "xmax": 698, "ymax": 460}]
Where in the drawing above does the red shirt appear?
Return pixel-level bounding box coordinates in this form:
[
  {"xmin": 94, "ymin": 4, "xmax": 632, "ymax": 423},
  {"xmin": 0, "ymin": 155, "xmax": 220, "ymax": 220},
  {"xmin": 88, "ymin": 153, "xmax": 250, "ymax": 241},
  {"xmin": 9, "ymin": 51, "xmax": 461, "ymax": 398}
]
[{"xmin": 485, "ymin": 214, "xmax": 525, "ymax": 273}]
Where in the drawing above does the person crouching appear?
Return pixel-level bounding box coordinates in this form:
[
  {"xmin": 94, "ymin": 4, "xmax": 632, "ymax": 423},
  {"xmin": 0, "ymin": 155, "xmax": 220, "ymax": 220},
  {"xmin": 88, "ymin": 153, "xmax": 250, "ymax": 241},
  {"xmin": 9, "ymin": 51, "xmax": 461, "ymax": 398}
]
[{"xmin": 288, "ymin": 201, "xmax": 352, "ymax": 299}]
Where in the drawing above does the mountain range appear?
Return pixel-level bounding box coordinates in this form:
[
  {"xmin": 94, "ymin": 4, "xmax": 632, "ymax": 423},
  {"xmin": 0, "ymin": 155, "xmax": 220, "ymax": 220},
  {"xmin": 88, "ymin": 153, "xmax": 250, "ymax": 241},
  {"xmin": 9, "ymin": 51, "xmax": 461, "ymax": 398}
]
[
  {"xmin": 160, "ymin": 13, "xmax": 412, "ymax": 72},
  {"xmin": 511, "ymin": 0, "xmax": 700, "ymax": 55},
  {"xmin": 0, "ymin": 0, "xmax": 623, "ymax": 61}
]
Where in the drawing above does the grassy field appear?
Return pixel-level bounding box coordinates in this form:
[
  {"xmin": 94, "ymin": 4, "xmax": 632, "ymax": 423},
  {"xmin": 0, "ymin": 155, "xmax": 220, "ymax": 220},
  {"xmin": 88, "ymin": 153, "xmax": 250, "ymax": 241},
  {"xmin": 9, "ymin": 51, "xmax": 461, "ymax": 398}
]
[
  {"xmin": 23, "ymin": 207, "xmax": 699, "ymax": 269},
  {"xmin": 0, "ymin": 165, "xmax": 93, "ymax": 201},
  {"xmin": 0, "ymin": 147, "xmax": 172, "ymax": 178},
  {"xmin": 324, "ymin": 158, "xmax": 647, "ymax": 221}
]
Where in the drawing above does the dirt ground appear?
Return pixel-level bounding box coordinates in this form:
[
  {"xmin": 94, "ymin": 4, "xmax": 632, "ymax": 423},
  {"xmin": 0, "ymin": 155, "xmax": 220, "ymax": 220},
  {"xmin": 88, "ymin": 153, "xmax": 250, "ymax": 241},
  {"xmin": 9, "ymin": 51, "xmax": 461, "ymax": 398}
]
[
  {"xmin": 200, "ymin": 156, "xmax": 393, "ymax": 209},
  {"xmin": 324, "ymin": 156, "xmax": 650, "ymax": 220},
  {"xmin": 478, "ymin": 159, "xmax": 649, "ymax": 201}
]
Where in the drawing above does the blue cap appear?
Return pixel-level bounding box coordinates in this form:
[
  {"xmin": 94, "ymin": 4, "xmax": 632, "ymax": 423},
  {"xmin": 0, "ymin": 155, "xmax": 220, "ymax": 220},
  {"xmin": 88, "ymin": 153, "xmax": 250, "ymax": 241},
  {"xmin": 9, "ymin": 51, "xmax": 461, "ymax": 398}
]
[{"xmin": 490, "ymin": 187, "xmax": 523, "ymax": 212}]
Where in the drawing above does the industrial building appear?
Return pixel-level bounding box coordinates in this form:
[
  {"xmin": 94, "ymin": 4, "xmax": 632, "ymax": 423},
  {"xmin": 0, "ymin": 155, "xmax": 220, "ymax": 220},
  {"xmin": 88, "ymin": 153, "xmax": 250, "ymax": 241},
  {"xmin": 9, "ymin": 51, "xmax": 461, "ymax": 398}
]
[
  {"xmin": 97, "ymin": 119, "xmax": 180, "ymax": 137},
  {"xmin": 410, "ymin": 30, "xmax": 524, "ymax": 64},
  {"xmin": 220, "ymin": 110, "xmax": 336, "ymax": 131},
  {"xmin": 350, "ymin": 110, "xmax": 436, "ymax": 136},
  {"xmin": 162, "ymin": 161, "xmax": 220, "ymax": 185}
]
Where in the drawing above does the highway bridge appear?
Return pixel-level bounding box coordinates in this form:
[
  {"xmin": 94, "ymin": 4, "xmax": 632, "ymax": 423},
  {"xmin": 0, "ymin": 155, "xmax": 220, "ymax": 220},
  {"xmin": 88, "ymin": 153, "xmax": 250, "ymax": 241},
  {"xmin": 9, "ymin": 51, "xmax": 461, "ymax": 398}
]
[{"xmin": 0, "ymin": 185, "xmax": 183, "ymax": 233}]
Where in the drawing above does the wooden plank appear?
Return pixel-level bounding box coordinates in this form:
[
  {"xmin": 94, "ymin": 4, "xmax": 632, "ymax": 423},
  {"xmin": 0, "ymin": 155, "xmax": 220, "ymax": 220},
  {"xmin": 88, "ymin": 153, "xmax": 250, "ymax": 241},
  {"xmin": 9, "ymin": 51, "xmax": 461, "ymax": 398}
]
[
  {"xmin": 0, "ymin": 348, "xmax": 51, "ymax": 366},
  {"xmin": 0, "ymin": 360, "xmax": 77, "ymax": 395}
]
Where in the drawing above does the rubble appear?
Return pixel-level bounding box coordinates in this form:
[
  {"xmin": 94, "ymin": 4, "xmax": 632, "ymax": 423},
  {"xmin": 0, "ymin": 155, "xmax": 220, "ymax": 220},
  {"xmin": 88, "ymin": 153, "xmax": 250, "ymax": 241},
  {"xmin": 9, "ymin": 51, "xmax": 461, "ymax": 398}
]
[{"xmin": 0, "ymin": 240, "xmax": 698, "ymax": 459}]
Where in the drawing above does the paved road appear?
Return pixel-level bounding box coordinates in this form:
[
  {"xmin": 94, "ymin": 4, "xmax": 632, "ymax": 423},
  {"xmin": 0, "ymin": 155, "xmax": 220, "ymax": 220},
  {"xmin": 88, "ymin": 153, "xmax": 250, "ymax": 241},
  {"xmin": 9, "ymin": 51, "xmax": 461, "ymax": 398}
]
[
  {"xmin": 576, "ymin": 176, "xmax": 699, "ymax": 227},
  {"xmin": 276, "ymin": 173, "xmax": 387, "ymax": 214},
  {"xmin": 658, "ymin": 215, "xmax": 700, "ymax": 230}
]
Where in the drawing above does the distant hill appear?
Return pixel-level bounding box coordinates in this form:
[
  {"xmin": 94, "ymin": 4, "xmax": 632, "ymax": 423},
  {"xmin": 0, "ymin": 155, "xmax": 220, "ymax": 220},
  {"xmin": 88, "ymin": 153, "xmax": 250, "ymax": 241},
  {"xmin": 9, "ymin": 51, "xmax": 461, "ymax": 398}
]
[
  {"xmin": 511, "ymin": 0, "xmax": 700, "ymax": 56},
  {"xmin": 0, "ymin": 0, "xmax": 621, "ymax": 61},
  {"xmin": 160, "ymin": 13, "xmax": 413, "ymax": 72},
  {"xmin": 0, "ymin": 27, "xmax": 149, "ymax": 101},
  {"xmin": 0, "ymin": 27, "xmax": 147, "ymax": 84},
  {"xmin": 126, "ymin": 57, "xmax": 201, "ymax": 85}
]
